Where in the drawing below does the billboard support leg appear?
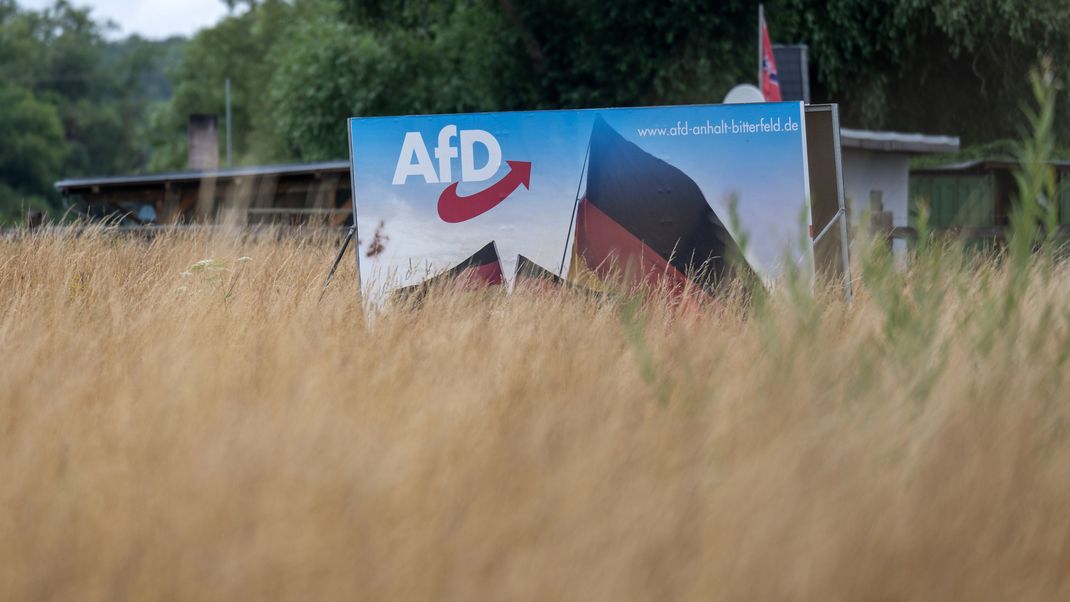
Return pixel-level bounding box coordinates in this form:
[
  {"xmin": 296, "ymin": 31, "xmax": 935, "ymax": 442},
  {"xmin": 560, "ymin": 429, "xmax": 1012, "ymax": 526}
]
[
  {"xmin": 812, "ymin": 208, "xmax": 843, "ymax": 244},
  {"xmin": 811, "ymin": 207, "xmax": 853, "ymax": 305},
  {"xmin": 320, "ymin": 225, "xmax": 356, "ymax": 301},
  {"xmin": 827, "ymin": 104, "xmax": 853, "ymax": 305},
  {"xmin": 837, "ymin": 197, "xmax": 853, "ymax": 305}
]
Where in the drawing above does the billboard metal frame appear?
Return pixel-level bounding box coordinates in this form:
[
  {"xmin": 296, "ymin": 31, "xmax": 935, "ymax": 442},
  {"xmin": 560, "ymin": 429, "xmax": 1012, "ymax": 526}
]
[{"xmin": 804, "ymin": 103, "xmax": 853, "ymax": 304}]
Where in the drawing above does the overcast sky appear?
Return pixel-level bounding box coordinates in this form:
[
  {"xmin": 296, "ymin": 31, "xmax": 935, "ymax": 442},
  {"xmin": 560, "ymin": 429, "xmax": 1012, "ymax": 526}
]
[{"xmin": 20, "ymin": 0, "xmax": 231, "ymax": 39}]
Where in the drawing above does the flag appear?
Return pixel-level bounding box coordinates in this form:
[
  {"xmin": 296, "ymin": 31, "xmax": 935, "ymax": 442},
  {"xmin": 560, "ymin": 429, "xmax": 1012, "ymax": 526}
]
[
  {"xmin": 393, "ymin": 241, "xmax": 504, "ymax": 302},
  {"xmin": 759, "ymin": 5, "xmax": 782, "ymax": 102},
  {"xmin": 514, "ymin": 254, "xmax": 567, "ymax": 296},
  {"xmin": 516, "ymin": 254, "xmax": 612, "ymax": 301},
  {"xmin": 514, "ymin": 254, "xmax": 564, "ymax": 286},
  {"xmin": 567, "ymin": 116, "xmax": 756, "ymax": 297}
]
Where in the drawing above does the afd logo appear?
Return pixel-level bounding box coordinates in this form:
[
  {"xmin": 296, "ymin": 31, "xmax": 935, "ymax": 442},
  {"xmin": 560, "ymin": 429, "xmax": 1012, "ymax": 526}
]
[{"xmin": 392, "ymin": 126, "xmax": 531, "ymax": 223}]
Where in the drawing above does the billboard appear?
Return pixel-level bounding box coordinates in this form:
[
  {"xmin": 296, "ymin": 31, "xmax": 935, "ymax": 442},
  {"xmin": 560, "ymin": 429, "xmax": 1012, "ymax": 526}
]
[{"xmin": 349, "ymin": 102, "xmax": 813, "ymax": 303}]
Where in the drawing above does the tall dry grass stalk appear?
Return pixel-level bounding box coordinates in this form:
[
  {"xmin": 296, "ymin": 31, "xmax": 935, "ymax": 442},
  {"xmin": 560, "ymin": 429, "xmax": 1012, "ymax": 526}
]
[{"xmin": 1, "ymin": 223, "xmax": 1069, "ymax": 601}]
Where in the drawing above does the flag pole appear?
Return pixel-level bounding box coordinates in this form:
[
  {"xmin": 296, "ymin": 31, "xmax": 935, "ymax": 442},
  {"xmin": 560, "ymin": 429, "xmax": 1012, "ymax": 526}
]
[
  {"xmin": 758, "ymin": 4, "xmax": 764, "ymax": 90},
  {"xmin": 558, "ymin": 136, "xmax": 592, "ymax": 277}
]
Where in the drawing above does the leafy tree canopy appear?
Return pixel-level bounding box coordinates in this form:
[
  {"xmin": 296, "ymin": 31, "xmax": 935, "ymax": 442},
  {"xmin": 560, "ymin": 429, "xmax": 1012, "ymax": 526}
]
[
  {"xmin": 777, "ymin": 0, "xmax": 1070, "ymax": 142},
  {"xmin": 0, "ymin": 0, "xmax": 187, "ymax": 223},
  {"xmin": 5, "ymin": 0, "xmax": 1070, "ymax": 223},
  {"xmin": 152, "ymin": 0, "xmax": 1070, "ymax": 165}
]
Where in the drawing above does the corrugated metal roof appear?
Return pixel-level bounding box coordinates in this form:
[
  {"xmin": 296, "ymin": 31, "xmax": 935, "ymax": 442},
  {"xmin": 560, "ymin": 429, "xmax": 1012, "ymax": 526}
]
[
  {"xmin": 51, "ymin": 126, "xmax": 972, "ymax": 194},
  {"xmin": 840, "ymin": 128, "xmax": 960, "ymax": 154},
  {"xmin": 911, "ymin": 158, "xmax": 1070, "ymax": 174},
  {"xmin": 916, "ymin": 160, "xmax": 989, "ymax": 172},
  {"xmin": 55, "ymin": 160, "xmax": 350, "ymax": 191}
]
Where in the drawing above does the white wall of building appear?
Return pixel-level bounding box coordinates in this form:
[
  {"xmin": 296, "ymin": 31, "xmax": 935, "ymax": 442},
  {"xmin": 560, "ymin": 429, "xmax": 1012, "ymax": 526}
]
[
  {"xmin": 841, "ymin": 148, "xmax": 911, "ymax": 227},
  {"xmin": 841, "ymin": 148, "xmax": 912, "ymax": 254}
]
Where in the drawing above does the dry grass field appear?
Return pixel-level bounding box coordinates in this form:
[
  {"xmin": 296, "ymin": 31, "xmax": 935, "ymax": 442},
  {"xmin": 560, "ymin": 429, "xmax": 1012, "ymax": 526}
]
[{"xmin": 1, "ymin": 225, "xmax": 1069, "ymax": 601}]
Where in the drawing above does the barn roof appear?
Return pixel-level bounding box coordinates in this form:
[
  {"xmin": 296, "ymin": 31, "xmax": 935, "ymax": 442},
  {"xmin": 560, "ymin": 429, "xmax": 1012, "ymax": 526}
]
[
  {"xmin": 55, "ymin": 160, "xmax": 350, "ymax": 193},
  {"xmin": 840, "ymin": 129, "xmax": 960, "ymax": 154}
]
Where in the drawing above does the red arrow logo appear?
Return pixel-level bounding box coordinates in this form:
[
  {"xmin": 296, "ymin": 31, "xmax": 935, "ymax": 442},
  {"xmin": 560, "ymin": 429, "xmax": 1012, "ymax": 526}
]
[{"xmin": 437, "ymin": 160, "xmax": 531, "ymax": 223}]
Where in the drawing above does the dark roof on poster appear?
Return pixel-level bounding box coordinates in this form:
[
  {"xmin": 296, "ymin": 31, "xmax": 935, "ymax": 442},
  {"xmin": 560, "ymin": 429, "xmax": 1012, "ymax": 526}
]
[
  {"xmin": 54, "ymin": 160, "xmax": 350, "ymax": 192},
  {"xmin": 840, "ymin": 128, "xmax": 960, "ymax": 154}
]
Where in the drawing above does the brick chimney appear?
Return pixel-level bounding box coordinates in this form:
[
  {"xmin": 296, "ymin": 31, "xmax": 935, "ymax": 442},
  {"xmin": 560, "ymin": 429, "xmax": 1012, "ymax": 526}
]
[{"xmin": 187, "ymin": 114, "xmax": 220, "ymax": 171}]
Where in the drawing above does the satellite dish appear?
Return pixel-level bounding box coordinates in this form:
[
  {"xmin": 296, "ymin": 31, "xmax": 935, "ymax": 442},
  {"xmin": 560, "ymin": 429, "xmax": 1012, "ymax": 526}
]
[{"xmin": 723, "ymin": 84, "xmax": 765, "ymax": 104}]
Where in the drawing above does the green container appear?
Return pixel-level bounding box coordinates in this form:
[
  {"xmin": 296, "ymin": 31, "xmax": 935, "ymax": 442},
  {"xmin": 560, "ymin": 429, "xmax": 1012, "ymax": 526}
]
[{"xmin": 910, "ymin": 174, "xmax": 996, "ymax": 229}]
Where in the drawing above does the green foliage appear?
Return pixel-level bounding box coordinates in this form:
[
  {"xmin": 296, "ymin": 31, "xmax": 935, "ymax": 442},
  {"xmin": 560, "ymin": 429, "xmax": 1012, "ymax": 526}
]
[
  {"xmin": 501, "ymin": 0, "xmax": 753, "ymax": 109},
  {"xmin": 1005, "ymin": 59, "xmax": 1061, "ymax": 315},
  {"xmin": 6, "ymin": 0, "xmax": 1070, "ymax": 200},
  {"xmin": 269, "ymin": 0, "xmax": 505, "ymax": 159},
  {"xmin": 0, "ymin": 80, "xmax": 65, "ymax": 224},
  {"xmin": 142, "ymin": 0, "xmax": 1070, "ymax": 167},
  {"xmin": 0, "ymin": 183, "xmax": 54, "ymax": 226},
  {"xmin": 852, "ymin": 62, "xmax": 1063, "ymax": 402},
  {"xmin": 776, "ymin": 0, "xmax": 1070, "ymax": 144},
  {"xmin": 104, "ymin": 35, "xmax": 188, "ymax": 104},
  {"xmin": 154, "ymin": 0, "xmax": 759, "ymax": 163},
  {"xmin": 0, "ymin": 84, "xmax": 66, "ymax": 196},
  {"xmin": 150, "ymin": 0, "xmax": 1070, "ymax": 166},
  {"xmin": 0, "ymin": 0, "xmax": 186, "ymax": 221},
  {"xmin": 146, "ymin": 0, "xmax": 292, "ymax": 169}
]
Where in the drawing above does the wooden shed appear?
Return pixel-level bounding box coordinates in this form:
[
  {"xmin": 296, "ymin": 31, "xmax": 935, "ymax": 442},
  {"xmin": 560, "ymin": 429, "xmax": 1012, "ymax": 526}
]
[
  {"xmin": 910, "ymin": 160, "xmax": 1070, "ymax": 230},
  {"xmin": 54, "ymin": 161, "xmax": 353, "ymax": 227}
]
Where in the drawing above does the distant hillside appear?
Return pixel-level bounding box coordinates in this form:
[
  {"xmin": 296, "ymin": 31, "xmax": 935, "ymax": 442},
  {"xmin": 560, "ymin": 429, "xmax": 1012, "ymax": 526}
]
[{"xmin": 103, "ymin": 35, "xmax": 188, "ymax": 103}]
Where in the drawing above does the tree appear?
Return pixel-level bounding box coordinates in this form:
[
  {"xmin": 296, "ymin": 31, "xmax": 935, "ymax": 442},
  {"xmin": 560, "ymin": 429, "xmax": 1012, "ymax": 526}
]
[
  {"xmin": 145, "ymin": 0, "xmax": 294, "ymax": 170},
  {"xmin": 14, "ymin": 0, "xmax": 1068, "ymax": 197},
  {"xmin": 269, "ymin": 0, "xmax": 506, "ymax": 159},
  {"xmin": 0, "ymin": 0, "xmax": 184, "ymax": 221},
  {"xmin": 775, "ymin": 0, "xmax": 1070, "ymax": 144},
  {"xmin": 0, "ymin": 83, "xmax": 65, "ymax": 224},
  {"xmin": 248, "ymin": 0, "xmax": 760, "ymax": 160},
  {"xmin": 494, "ymin": 0, "xmax": 754, "ymax": 109}
]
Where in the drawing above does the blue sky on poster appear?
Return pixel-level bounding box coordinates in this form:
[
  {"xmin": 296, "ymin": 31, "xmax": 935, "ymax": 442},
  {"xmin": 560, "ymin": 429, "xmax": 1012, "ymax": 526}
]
[
  {"xmin": 350, "ymin": 102, "xmax": 812, "ymax": 301},
  {"xmin": 20, "ymin": 0, "xmax": 230, "ymax": 39}
]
